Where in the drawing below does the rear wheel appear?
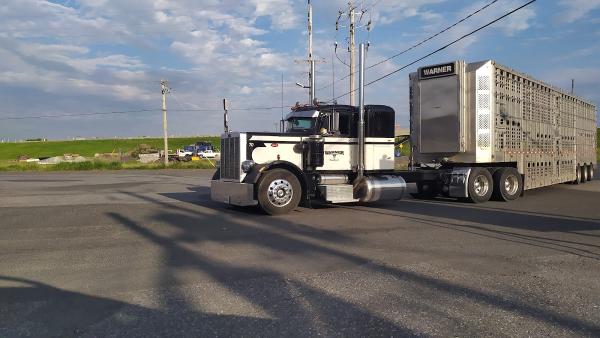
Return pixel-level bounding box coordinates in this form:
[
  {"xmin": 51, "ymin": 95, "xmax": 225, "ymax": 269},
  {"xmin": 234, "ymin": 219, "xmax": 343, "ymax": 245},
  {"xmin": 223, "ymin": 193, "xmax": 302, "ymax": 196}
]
[
  {"xmin": 580, "ymin": 165, "xmax": 588, "ymax": 183},
  {"xmin": 467, "ymin": 168, "xmax": 493, "ymax": 203},
  {"xmin": 588, "ymin": 164, "xmax": 595, "ymax": 181},
  {"xmin": 492, "ymin": 168, "xmax": 522, "ymax": 201},
  {"xmin": 257, "ymin": 169, "xmax": 301, "ymax": 215}
]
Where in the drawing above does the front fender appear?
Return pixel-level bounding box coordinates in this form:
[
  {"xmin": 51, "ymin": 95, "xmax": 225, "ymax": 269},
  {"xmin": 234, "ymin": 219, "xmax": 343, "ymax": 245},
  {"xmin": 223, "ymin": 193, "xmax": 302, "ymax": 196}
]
[{"xmin": 242, "ymin": 160, "xmax": 304, "ymax": 184}]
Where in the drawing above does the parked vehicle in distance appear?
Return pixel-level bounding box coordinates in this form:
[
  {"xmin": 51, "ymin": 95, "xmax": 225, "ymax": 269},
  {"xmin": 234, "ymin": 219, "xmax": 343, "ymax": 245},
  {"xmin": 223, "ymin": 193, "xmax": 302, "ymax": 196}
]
[
  {"xmin": 195, "ymin": 142, "xmax": 214, "ymax": 153},
  {"xmin": 199, "ymin": 149, "xmax": 218, "ymax": 159},
  {"xmin": 177, "ymin": 145, "xmax": 196, "ymax": 158}
]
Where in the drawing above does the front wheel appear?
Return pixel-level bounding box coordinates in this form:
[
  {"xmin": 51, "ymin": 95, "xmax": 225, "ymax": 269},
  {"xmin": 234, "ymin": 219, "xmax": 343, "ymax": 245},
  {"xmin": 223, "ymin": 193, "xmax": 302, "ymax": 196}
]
[
  {"xmin": 467, "ymin": 168, "xmax": 493, "ymax": 203},
  {"xmin": 257, "ymin": 169, "xmax": 301, "ymax": 215}
]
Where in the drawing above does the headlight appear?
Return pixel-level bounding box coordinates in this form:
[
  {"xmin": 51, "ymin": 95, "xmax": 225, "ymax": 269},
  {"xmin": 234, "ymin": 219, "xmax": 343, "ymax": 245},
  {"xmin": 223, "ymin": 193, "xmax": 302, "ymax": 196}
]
[{"xmin": 241, "ymin": 160, "xmax": 255, "ymax": 173}]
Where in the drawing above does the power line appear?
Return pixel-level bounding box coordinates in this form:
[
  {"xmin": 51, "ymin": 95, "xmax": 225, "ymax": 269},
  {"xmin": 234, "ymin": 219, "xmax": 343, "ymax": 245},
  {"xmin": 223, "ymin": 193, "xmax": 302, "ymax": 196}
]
[
  {"xmin": 0, "ymin": 108, "xmax": 159, "ymax": 121},
  {"xmin": 334, "ymin": 0, "xmax": 537, "ymax": 100},
  {"xmin": 368, "ymin": 0, "xmax": 499, "ymax": 70},
  {"xmin": 318, "ymin": 0, "xmax": 499, "ymax": 91},
  {"xmin": 171, "ymin": 106, "xmax": 287, "ymax": 112},
  {"xmin": 0, "ymin": 104, "xmax": 292, "ymax": 121}
]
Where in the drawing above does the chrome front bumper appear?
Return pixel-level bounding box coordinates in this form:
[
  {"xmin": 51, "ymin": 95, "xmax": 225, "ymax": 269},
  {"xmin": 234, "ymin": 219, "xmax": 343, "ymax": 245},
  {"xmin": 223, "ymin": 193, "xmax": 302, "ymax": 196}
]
[{"xmin": 210, "ymin": 180, "xmax": 257, "ymax": 206}]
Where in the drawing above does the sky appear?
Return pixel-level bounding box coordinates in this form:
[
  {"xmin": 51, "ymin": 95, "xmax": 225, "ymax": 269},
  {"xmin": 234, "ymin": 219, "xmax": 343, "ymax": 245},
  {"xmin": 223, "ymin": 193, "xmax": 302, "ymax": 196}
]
[{"xmin": 0, "ymin": 0, "xmax": 599, "ymax": 140}]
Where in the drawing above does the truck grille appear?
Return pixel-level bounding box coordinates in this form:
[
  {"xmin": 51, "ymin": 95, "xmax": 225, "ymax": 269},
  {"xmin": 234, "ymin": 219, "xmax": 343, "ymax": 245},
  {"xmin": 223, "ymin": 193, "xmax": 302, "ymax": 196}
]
[{"xmin": 220, "ymin": 136, "xmax": 240, "ymax": 180}]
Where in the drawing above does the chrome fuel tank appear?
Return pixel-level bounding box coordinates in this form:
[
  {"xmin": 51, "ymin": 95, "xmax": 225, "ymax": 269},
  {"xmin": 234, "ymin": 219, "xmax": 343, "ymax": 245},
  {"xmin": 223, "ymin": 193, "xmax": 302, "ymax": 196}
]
[{"xmin": 354, "ymin": 175, "xmax": 407, "ymax": 202}]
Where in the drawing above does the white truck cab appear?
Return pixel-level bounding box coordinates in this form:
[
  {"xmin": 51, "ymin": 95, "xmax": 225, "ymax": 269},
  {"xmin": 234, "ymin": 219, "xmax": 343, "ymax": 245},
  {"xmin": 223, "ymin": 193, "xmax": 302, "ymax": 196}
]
[{"xmin": 211, "ymin": 104, "xmax": 406, "ymax": 214}]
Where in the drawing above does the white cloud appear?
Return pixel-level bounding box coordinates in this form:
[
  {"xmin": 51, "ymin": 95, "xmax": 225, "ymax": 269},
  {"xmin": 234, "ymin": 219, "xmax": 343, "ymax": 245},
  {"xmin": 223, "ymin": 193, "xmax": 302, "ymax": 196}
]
[
  {"xmin": 558, "ymin": 0, "xmax": 600, "ymax": 23},
  {"xmin": 249, "ymin": 0, "xmax": 300, "ymax": 30},
  {"xmin": 369, "ymin": 0, "xmax": 446, "ymax": 26}
]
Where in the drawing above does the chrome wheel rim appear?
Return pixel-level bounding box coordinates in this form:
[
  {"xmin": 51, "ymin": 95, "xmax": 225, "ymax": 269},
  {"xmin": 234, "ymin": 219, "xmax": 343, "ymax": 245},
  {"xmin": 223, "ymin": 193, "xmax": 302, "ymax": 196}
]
[
  {"xmin": 504, "ymin": 174, "xmax": 519, "ymax": 196},
  {"xmin": 473, "ymin": 174, "xmax": 490, "ymax": 197},
  {"xmin": 267, "ymin": 179, "xmax": 293, "ymax": 207}
]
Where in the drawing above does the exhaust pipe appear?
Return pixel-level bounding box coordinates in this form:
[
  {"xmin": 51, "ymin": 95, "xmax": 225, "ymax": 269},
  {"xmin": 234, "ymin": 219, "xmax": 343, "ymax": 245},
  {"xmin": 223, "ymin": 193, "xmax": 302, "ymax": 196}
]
[
  {"xmin": 352, "ymin": 43, "xmax": 407, "ymax": 203},
  {"xmin": 356, "ymin": 43, "xmax": 366, "ymax": 182}
]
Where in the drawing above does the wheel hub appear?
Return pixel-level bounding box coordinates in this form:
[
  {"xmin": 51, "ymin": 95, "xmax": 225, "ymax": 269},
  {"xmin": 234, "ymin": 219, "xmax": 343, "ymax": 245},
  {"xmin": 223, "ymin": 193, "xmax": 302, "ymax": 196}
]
[
  {"xmin": 504, "ymin": 174, "xmax": 519, "ymax": 195},
  {"xmin": 473, "ymin": 175, "xmax": 489, "ymax": 196},
  {"xmin": 267, "ymin": 179, "xmax": 293, "ymax": 207}
]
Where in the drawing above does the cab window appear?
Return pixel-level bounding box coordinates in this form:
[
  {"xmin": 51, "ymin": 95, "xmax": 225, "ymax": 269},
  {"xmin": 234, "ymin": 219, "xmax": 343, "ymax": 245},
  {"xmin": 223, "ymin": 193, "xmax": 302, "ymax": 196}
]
[{"xmin": 286, "ymin": 117, "xmax": 315, "ymax": 132}]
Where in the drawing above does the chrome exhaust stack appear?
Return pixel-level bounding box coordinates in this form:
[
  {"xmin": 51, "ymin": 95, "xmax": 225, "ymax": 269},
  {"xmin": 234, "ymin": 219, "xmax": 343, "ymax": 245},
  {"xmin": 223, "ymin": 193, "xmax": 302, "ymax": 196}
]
[{"xmin": 352, "ymin": 43, "xmax": 406, "ymax": 202}]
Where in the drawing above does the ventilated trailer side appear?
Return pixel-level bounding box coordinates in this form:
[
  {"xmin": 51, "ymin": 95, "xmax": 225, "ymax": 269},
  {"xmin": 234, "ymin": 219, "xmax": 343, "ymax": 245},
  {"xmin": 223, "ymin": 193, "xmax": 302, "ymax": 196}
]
[{"xmin": 409, "ymin": 60, "xmax": 596, "ymax": 201}]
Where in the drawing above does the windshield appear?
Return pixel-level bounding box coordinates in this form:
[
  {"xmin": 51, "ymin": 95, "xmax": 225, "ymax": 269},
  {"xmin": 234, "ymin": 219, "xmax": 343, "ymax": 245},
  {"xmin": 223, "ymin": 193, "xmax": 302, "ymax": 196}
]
[{"xmin": 286, "ymin": 117, "xmax": 315, "ymax": 132}]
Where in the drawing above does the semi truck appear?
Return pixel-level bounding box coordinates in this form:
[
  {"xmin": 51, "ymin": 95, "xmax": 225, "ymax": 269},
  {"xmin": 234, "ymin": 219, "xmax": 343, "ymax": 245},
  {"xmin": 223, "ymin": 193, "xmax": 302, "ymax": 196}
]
[{"xmin": 210, "ymin": 59, "xmax": 597, "ymax": 215}]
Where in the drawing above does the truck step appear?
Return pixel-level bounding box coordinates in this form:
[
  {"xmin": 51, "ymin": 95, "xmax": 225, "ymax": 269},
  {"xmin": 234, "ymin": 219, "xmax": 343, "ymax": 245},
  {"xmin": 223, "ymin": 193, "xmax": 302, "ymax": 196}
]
[{"xmin": 318, "ymin": 184, "xmax": 359, "ymax": 204}]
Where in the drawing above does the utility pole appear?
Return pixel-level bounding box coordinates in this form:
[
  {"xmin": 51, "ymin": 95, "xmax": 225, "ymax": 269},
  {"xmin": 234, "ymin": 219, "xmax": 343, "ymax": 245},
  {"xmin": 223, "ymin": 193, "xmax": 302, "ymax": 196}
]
[
  {"xmin": 308, "ymin": 0, "xmax": 315, "ymax": 104},
  {"xmin": 160, "ymin": 80, "xmax": 169, "ymax": 166},
  {"xmin": 349, "ymin": 1, "xmax": 356, "ymax": 106},
  {"xmin": 223, "ymin": 98, "xmax": 229, "ymax": 133},
  {"xmin": 571, "ymin": 79, "xmax": 575, "ymax": 94},
  {"xmin": 281, "ymin": 73, "xmax": 285, "ymax": 132}
]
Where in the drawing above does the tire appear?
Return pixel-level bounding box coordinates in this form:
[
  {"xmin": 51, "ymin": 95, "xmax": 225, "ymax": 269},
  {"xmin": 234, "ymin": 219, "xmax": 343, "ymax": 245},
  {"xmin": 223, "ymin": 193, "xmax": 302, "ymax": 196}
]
[
  {"xmin": 467, "ymin": 167, "xmax": 493, "ymax": 203},
  {"xmin": 580, "ymin": 165, "xmax": 588, "ymax": 183},
  {"xmin": 211, "ymin": 168, "xmax": 220, "ymax": 181},
  {"xmin": 256, "ymin": 169, "xmax": 301, "ymax": 215},
  {"xmin": 573, "ymin": 165, "xmax": 581, "ymax": 184},
  {"xmin": 414, "ymin": 182, "xmax": 439, "ymax": 199},
  {"xmin": 588, "ymin": 164, "xmax": 595, "ymax": 181},
  {"xmin": 492, "ymin": 168, "xmax": 522, "ymax": 202}
]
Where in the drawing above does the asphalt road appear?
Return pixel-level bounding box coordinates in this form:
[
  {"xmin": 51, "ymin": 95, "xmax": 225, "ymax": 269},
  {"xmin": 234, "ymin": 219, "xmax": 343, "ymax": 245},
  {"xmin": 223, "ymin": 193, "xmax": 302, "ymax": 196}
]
[{"xmin": 1, "ymin": 169, "xmax": 599, "ymax": 337}]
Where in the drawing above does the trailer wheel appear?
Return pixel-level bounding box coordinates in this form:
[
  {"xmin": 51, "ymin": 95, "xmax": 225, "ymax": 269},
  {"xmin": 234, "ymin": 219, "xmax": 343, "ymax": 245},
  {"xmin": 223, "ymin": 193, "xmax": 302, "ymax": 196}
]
[
  {"xmin": 573, "ymin": 166, "xmax": 581, "ymax": 184},
  {"xmin": 492, "ymin": 168, "xmax": 522, "ymax": 202},
  {"xmin": 467, "ymin": 168, "xmax": 493, "ymax": 203},
  {"xmin": 256, "ymin": 168, "xmax": 301, "ymax": 215},
  {"xmin": 580, "ymin": 165, "xmax": 588, "ymax": 183},
  {"xmin": 588, "ymin": 164, "xmax": 595, "ymax": 181}
]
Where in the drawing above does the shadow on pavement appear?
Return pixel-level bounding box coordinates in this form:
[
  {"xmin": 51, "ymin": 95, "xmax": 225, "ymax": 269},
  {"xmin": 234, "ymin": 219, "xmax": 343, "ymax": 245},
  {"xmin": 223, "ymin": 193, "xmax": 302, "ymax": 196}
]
[
  {"xmin": 7, "ymin": 184, "xmax": 599, "ymax": 336},
  {"xmin": 107, "ymin": 190, "xmax": 600, "ymax": 336}
]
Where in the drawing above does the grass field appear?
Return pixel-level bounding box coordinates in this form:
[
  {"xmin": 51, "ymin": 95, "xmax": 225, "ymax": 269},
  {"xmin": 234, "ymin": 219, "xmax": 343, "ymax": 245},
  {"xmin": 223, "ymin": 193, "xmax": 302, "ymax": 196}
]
[
  {"xmin": 0, "ymin": 136, "xmax": 220, "ymax": 171},
  {"xmin": 0, "ymin": 160, "xmax": 217, "ymax": 172},
  {"xmin": 0, "ymin": 137, "xmax": 220, "ymax": 162}
]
